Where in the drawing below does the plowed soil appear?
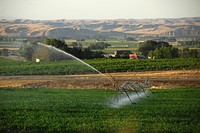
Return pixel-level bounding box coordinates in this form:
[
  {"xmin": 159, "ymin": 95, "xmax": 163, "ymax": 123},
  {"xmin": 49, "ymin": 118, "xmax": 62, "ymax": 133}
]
[{"xmin": 0, "ymin": 70, "xmax": 199, "ymax": 89}]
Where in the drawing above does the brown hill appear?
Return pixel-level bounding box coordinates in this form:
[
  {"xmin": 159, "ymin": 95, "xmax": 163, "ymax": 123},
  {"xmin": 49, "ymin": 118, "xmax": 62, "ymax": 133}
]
[{"xmin": 0, "ymin": 17, "xmax": 200, "ymax": 38}]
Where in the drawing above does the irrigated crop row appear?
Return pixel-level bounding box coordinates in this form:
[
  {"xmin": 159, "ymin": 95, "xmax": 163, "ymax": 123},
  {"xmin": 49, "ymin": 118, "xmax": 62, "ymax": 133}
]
[
  {"xmin": 85, "ymin": 58, "xmax": 200, "ymax": 73},
  {"xmin": 0, "ymin": 58, "xmax": 200, "ymax": 75}
]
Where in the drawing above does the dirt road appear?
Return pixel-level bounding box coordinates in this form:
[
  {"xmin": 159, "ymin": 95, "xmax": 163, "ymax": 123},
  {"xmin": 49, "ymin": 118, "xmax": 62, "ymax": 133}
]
[{"xmin": 0, "ymin": 70, "xmax": 200, "ymax": 89}]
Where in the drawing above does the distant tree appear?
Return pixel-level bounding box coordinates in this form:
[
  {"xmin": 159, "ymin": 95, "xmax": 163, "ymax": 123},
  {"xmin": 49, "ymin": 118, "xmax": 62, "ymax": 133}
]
[
  {"xmin": 71, "ymin": 42, "xmax": 78, "ymax": 47},
  {"xmin": 44, "ymin": 39, "xmax": 103, "ymax": 59},
  {"xmin": 171, "ymin": 47, "xmax": 179, "ymax": 58},
  {"xmin": 147, "ymin": 50, "xmax": 154, "ymax": 59},
  {"xmin": 190, "ymin": 49, "xmax": 199, "ymax": 58},
  {"xmin": 126, "ymin": 37, "xmax": 136, "ymax": 41},
  {"xmin": 153, "ymin": 48, "xmax": 161, "ymax": 59},
  {"xmin": 152, "ymin": 46, "xmax": 179, "ymax": 59},
  {"xmin": 180, "ymin": 47, "xmax": 199, "ymax": 58},
  {"xmin": 139, "ymin": 40, "xmax": 174, "ymax": 57},
  {"xmin": 67, "ymin": 47, "xmax": 82, "ymax": 59},
  {"xmin": 20, "ymin": 44, "xmax": 35, "ymax": 61},
  {"xmin": 89, "ymin": 42, "xmax": 111, "ymax": 50},
  {"xmin": 138, "ymin": 40, "xmax": 159, "ymax": 56},
  {"xmin": 82, "ymin": 48, "xmax": 94, "ymax": 59},
  {"xmin": 181, "ymin": 47, "xmax": 190, "ymax": 58},
  {"xmin": 161, "ymin": 47, "xmax": 172, "ymax": 58},
  {"xmin": 68, "ymin": 42, "xmax": 83, "ymax": 48},
  {"xmin": 78, "ymin": 43, "xmax": 83, "ymax": 48},
  {"xmin": 44, "ymin": 39, "xmax": 68, "ymax": 51},
  {"xmin": 93, "ymin": 51, "xmax": 104, "ymax": 58}
]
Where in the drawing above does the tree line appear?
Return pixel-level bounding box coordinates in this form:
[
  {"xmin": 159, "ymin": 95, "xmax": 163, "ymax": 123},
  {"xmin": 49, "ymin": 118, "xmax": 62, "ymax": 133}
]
[
  {"xmin": 20, "ymin": 39, "xmax": 199, "ymax": 61},
  {"xmin": 44, "ymin": 39, "xmax": 103, "ymax": 59},
  {"xmin": 20, "ymin": 39, "xmax": 104, "ymax": 61},
  {"xmin": 138, "ymin": 40, "xmax": 199, "ymax": 59}
]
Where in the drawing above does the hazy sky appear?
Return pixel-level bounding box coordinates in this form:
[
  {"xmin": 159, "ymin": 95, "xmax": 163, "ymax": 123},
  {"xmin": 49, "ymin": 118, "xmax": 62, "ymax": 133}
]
[{"xmin": 0, "ymin": 0, "xmax": 199, "ymax": 20}]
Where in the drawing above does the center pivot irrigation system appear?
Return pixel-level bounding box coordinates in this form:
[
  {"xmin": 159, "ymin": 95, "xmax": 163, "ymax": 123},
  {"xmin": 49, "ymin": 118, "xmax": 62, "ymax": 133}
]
[{"xmin": 107, "ymin": 73, "xmax": 152, "ymax": 104}]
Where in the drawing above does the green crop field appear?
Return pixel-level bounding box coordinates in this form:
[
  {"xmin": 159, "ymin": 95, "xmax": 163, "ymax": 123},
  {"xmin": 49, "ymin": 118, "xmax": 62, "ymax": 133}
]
[
  {"xmin": 0, "ymin": 57, "xmax": 200, "ymax": 76},
  {"xmin": 72, "ymin": 40, "xmax": 138, "ymax": 53},
  {"xmin": 86, "ymin": 58, "xmax": 200, "ymax": 73},
  {"xmin": 80, "ymin": 40, "xmax": 138, "ymax": 46},
  {"xmin": 0, "ymin": 87, "xmax": 200, "ymax": 132}
]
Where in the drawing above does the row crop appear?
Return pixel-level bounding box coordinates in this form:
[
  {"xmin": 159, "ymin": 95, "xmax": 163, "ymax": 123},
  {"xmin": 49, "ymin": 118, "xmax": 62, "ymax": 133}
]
[
  {"xmin": 0, "ymin": 58, "xmax": 200, "ymax": 76},
  {"xmin": 1, "ymin": 88, "xmax": 200, "ymax": 132},
  {"xmin": 86, "ymin": 58, "xmax": 200, "ymax": 73}
]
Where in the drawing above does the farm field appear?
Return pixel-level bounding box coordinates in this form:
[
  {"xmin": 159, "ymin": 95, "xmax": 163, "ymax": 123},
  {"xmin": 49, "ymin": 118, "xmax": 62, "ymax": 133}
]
[
  {"xmin": 1, "ymin": 57, "xmax": 200, "ymax": 89},
  {"xmin": 1, "ymin": 57, "xmax": 200, "ymax": 75},
  {"xmin": 1, "ymin": 87, "xmax": 200, "ymax": 132},
  {"xmin": 67, "ymin": 40, "xmax": 138, "ymax": 47},
  {"xmin": 1, "ymin": 48, "xmax": 200, "ymax": 133},
  {"xmin": 66, "ymin": 39, "xmax": 138, "ymax": 54},
  {"xmin": 0, "ymin": 69, "xmax": 200, "ymax": 89}
]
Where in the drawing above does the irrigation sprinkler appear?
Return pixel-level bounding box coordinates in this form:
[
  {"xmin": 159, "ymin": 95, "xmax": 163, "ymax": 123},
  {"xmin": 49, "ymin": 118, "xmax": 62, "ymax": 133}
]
[
  {"xmin": 121, "ymin": 81, "xmax": 140, "ymax": 98},
  {"xmin": 107, "ymin": 72, "xmax": 151, "ymax": 104},
  {"xmin": 107, "ymin": 73, "xmax": 136, "ymax": 104},
  {"xmin": 140, "ymin": 79, "xmax": 151, "ymax": 96}
]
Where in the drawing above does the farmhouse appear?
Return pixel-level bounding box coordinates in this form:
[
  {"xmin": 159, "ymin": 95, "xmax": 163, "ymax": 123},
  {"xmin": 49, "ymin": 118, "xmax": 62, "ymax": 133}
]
[
  {"xmin": 0, "ymin": 48, "xmax": 9, "ymax": 56},
  {"xmin": 109, "ymin": 50, "xmax": 132, "ymax": 58},
  {"xmin": 129, "ymin": 53, "xmax": 147, "ymax": 59},
  {"xmin": 0, "ymin": 48, "xmax": 19, "ymax": 56}
]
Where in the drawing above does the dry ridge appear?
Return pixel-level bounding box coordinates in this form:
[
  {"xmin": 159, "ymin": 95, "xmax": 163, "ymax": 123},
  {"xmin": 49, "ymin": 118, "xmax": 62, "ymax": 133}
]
[{"xmin": 1, "ymin": 17, "xmax": 200, "ymax": 37}]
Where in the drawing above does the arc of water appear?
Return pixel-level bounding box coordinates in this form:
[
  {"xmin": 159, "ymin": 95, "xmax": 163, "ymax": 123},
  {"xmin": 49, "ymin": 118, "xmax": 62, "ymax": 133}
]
[{"xmin": 37, "ymin": 43, "xmax": 114, "ymax": 84}]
